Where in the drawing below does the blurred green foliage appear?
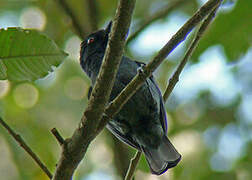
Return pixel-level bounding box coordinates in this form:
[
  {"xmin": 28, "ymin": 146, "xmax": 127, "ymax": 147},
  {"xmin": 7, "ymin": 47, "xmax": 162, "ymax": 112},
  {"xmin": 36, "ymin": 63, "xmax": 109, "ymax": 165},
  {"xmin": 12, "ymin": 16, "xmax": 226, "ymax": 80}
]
[
  {"xmin": 193, "ymin": 0, "xmax": 252, "ymax": 62},
  {"xmin": 0, "ymin": 0, "xmax": 251, "ymax": 180}
]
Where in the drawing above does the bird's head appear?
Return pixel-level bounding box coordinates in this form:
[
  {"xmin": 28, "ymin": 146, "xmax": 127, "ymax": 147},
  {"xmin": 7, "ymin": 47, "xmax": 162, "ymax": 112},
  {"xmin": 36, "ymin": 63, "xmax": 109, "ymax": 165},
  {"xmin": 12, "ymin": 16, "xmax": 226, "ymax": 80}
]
[{"xmin": 80, "ymin": 21, "xmax": 112, "ymax": 66}]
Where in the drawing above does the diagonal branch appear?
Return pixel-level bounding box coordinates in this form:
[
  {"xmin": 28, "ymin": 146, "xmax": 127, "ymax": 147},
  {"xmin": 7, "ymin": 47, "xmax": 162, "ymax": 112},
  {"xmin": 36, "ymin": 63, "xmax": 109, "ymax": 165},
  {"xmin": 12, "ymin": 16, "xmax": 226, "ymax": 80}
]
[
  {"xmin": 97, "ymin": 0, "xmax": 223, "ymax": 135},
  {"xmin": 127, "ymin": 0, "xmax": 188, "ymax": 45},
  {"xmin": 120, "ymin": 2, "xmax": 222, "ymax": 180},
  {"xmin": 124, "ymin": 151, "xmax": 142, "ymax": 180},
  {"xmin": 53, "ymin": 0, "xmax": 222, "ymax": 179},
  {"xmin": 163, "ymin": 4, "xmax": 221, "ymax": 102},
  {"xmin": 51, "ymin": 128, "xmax": 65, "ymax": 146},
  {"xmin": 52, "ymin": 0, "xmax": 136, "ymax": 179},
  {"xmin": 54, "ymin": 0, "xmax": 88, "ymax": 39},
  {"xmin": 0, "ymin": 117, "xmax": 52, "ymax": 179}
]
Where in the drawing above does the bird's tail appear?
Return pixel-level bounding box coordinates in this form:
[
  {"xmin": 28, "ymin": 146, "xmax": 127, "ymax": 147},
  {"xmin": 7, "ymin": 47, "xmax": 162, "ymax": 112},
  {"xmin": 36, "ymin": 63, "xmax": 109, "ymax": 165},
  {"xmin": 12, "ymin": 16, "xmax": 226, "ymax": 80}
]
[{"xmin": 141, "ymin": 135, "xmax": 181, "ymax": 175}]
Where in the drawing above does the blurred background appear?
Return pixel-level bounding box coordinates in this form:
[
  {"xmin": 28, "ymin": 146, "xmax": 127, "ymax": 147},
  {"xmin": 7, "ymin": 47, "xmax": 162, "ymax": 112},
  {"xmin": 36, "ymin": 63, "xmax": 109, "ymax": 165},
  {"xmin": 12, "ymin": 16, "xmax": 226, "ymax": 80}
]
[{"xmin": 0, "ymin": 0, "xmax": 251, "ymax": 179}]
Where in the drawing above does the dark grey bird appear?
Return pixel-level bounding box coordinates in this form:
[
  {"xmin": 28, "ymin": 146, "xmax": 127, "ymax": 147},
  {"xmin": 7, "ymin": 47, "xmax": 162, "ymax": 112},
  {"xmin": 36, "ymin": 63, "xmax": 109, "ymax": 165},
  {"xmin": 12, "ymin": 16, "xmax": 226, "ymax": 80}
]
[{"xmin": 80, "ymin": 22, "xmax": 181, "ymax": 175}]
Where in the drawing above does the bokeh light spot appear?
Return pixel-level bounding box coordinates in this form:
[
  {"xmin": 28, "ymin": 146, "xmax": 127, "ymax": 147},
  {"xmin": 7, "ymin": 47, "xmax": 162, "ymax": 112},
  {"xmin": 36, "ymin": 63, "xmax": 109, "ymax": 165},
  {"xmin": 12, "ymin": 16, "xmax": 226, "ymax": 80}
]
[
  {"xmin": 0, "ymin": 80, "xmax": 10, "ymax": 98},
  {"xmin": 0, "ymin": 11, "xmax": 19, "ymax": 28},
  {"xmin": 64, "ymin": 36, "xmax": 82, "ymax": 60},
  {"xmin": 20, "ymin": 7, "xmax": 46, "ymax": 30},
  {"xmin": 210, "ymin": 152, "xmax": 233, "ymax": 172},
  {"xmin": 13, "ymin": 83, "xmax": 39, "ymax": 108},
  {"xmin": 0, "ymin": 137, "xmax": 19, "ymax": 179},
  {"xmin": 203, "ymin": 125, "xmax": 221, "ymax": 151},
  {"xmin": 176, "ymin": 102, "xmax": 201, "ymax": 125},
  {"xmin": 88, "ymin": 137, "xmax": 113, "ymax": 171},
  {"xmin": 172, "ymin": 130, "xmax": 202, "ymax": 157},
  {"xmin": 130, "ymin": 12, "xmax": 188, "ymax": 58},
  {"xmin": 83, "ymin": 171, "xmax": 113, "ymax": 180},
  {"xmin": 64, "ymin": 76, "xmax": 88, "ymax": 100},
  {"xmin": 218, "ymin": 124, "xmax": 245, "ymax": 160}
]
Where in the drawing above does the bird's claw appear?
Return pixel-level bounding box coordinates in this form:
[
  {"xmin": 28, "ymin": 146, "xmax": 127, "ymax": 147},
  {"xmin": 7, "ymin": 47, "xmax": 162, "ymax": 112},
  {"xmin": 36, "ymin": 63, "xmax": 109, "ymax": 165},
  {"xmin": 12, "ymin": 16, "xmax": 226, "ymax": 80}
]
[{"xmin": 137, "ymin": 64, "xmax": 147, "ymax": 77}]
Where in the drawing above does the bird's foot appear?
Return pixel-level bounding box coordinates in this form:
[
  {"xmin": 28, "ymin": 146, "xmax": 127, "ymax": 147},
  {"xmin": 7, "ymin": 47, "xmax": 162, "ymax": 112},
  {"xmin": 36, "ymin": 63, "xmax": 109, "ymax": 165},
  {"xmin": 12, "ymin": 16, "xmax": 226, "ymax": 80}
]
[{"xmin": 137, "ymin": 63, "xmax": 147, "ymax": 78}]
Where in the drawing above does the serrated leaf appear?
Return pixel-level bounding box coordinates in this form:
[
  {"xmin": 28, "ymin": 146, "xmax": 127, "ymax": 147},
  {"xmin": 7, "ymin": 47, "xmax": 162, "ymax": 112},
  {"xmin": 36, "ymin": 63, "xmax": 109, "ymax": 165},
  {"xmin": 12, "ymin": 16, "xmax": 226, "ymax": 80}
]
[
  {"xmin": 193, "ymin": 0, "xmax": 252, "ymax": 62},
  {"xmin": 0, "ymin": 28, "xmax": 68, "ymax": 81}
]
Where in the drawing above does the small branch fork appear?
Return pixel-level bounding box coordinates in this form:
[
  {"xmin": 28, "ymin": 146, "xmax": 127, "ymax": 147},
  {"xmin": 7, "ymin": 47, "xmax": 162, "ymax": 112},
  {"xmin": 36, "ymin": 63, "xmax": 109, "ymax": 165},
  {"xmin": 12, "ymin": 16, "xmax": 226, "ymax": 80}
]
[
  {"xmin": 163, "ymin": 3, "xmax": 221, "ymax": 102},
  {"xmin": 0, "ymin": 117, "xmax": 53, "ymax": 179}
]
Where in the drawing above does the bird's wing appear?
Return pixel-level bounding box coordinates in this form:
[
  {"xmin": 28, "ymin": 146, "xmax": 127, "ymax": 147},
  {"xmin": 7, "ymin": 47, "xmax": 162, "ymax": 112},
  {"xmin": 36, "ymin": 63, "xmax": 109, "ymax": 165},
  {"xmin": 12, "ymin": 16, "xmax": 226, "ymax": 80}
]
[
  {"xmin": 106, "ymin": 122, "xmax": 141, "ymax": 151},
  {"xmin": 134, "ymin": 60, "xmax": 168, "ymax": 133},
  {"xmin": 149, "ymin": 76, "xmax": 168, "ymax": 132},
  {"xmin": 88, "ymin": 83, "xmax": 141, "ymax": 150}
]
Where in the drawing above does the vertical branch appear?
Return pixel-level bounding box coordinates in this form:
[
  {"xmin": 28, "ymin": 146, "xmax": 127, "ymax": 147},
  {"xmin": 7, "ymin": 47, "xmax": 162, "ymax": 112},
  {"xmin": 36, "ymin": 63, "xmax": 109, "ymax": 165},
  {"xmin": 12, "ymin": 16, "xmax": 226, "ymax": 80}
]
[
  {"xmin": 52, "ymin": 0, "xmax": 136, "ymax": 179},
  {"xmin": 163, "ymin": 4, "xmax": 221, "ymax": 102},
  {"xmin": 55, "ymin": 0, "xmax": 88, "ymax": 38},
  {"xmin": 85, "ymin": 0, "xmax": 99, "ymax": 31},
  {"xmin": 0, "ymin": 117, "xmax": 52, "ymax": 179},
  {"xmin": 53, "ymin": 0, "xmax": 221, "ymax": 179}
]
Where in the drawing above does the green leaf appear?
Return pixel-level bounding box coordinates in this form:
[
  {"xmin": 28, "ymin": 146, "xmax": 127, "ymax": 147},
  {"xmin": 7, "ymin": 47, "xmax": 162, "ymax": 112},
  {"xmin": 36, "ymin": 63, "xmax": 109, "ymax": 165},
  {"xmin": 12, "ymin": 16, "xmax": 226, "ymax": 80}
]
[
  {"xmin": 193, "ymin": 0, "xmax": 252, "ymax": 62},
  {"xmin": 0, "ymin": 60, "xmax": 7, "ymax": 79},
  {"xmin": 0, "ymin": 27, "xmax": 68, "ymax": 81}
]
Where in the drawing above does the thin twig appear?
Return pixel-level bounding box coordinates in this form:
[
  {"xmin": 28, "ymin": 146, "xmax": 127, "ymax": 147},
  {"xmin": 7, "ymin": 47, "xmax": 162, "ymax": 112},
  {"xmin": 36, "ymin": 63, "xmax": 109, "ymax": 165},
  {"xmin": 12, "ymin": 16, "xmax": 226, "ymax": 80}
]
[
  {"xmin": 51, "ymin": 128, "xmax": 65, "ymax": 146},
  {"xmin": 124, "ymin": 151, "xmax": 142, "ymax": 180},
  {"xmin": 85, "ymin": 0, "xmax": 99, "ymax": 31},
  {"xmin": 55, "ymin": 0, "xmax": 88, "ymax": 39},
  {"xmin": 127, "ymin": 0, "xmax": 188, "ymax": 45},
  {"xmin": 163, "ymin": 4, "xmax": 221, "ymax": 102},
  {"xmin": 0, "ymin": 117, "xmax": 52, "ymax": 179}
]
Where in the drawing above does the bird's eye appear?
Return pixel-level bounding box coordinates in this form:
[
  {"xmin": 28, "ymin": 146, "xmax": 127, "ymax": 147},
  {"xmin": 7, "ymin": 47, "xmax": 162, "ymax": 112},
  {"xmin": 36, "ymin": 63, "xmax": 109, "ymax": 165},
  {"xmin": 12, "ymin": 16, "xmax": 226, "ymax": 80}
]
[{"xmin": 87, "ymin": 37, "xmax": 95, "ymax": 44}]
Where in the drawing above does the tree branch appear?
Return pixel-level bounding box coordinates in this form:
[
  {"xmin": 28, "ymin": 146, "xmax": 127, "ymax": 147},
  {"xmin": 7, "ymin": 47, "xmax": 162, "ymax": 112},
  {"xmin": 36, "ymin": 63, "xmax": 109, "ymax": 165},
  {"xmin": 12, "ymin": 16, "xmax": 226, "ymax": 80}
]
[
  {"xmin": 127, "ymin": 0, "xmax": 188, "ymax": 45},
  {"xmin": 85, "ymin": 0, "xmax": 99, "ymax": 31},
  {"xmin": 54, "ymin": 0, "xmax": 88, "ymax": 39},
  {"xmin": 97, "ymin": 0, "xmax": 223, "ymax": 135},
  {"xmin": 0, "ymin": 117, "xmax": 52, "ymax": 179},
  {"xmin": 52, "ymin": 0, "xmax": 136, "ymax": 179},
  {"xmin": 124, "ymin": 151, "xmax": 142, "ymax": 180},
  {"xmin": 53, "ymin": 0, "xmax": 221, "ymax": 179},
  {"xmin": 163, "ymin": 4, "xmax": 221, "ymax": 102},
  {"xmin": 51, "ymin": 128, "xmax": 65, "ymax": 146},
  {"xmin": 120, "ymin": 3, "xmax": 222, "ymax": 179}
]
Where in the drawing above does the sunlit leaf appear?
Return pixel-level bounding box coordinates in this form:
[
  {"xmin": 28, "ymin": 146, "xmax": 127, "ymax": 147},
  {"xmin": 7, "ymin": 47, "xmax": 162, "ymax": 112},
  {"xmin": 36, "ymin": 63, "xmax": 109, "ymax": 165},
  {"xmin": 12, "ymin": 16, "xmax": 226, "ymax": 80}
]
[{"xmin": 0, "ymin": 27, "xmax": 68, "ymax": 81}]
